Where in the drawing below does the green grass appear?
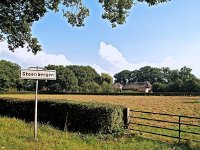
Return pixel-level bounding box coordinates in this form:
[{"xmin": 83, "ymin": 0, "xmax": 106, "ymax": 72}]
[{"xmin": 1, "ymin": 117, "xmax": 196, "ymax": 150}]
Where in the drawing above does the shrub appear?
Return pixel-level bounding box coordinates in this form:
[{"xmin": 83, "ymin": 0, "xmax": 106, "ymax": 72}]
[{"xmin": 0, "ymin": 98, "xmax": 125, "ymax": 134}]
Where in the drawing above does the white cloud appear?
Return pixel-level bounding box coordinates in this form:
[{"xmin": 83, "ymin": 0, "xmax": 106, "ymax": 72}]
[
  {"xmin": 1, "ymin": 41, "xmax": 200, "ymax": 78},
  {"xmin": 92, "ymin": 64, "xmax": 113, "ymax": 75},
  {"xmin": 0, "ymin": 42, "xmax": 72, "ymax": 68},
  {"xmin": 98, "ymin": 41, "xmax": 200, "ymax": 78},
  {"xmin": 99, "ymin": 42, "xmax": 131, "ymax": 70},
  {"xmin": 0, "ymin": 42, "xmax": 112, "ymax": 76}
]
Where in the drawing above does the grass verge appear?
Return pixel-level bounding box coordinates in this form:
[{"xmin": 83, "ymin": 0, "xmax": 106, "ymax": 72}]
[{"xmin": 0, "ymin": 117, "xmax": 199, "ymax": 150}]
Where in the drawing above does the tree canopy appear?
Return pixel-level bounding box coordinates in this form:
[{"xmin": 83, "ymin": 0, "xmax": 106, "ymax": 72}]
[
  {"xmin": 114, "ymin": 66, "xmax": 200, "ymax": 92},
  {"xmin": 0, "ymin": 60, "xmax": 21, "ymax": 91},
  {"xmin": 0, "ymin": 0, "xmax": 170, "ymax": 54},
  {"xmin": 0, "ymin": 60, "xmax": 116, "ymax": 92},
  {"xmin": 1, "ymin": 59, "xmax": 200, "ymax": 93}
]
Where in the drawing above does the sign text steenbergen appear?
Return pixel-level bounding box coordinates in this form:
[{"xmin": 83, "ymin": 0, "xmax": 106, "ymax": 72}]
[{"xmin": 20, "ymin": 69, "xmax": 56, "ymax": 80}]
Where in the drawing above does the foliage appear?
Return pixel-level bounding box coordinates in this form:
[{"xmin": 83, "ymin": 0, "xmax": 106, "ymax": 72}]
[
  {"xmin": 0, "ymin": 98, "xmax": 125, "ymax": 133},
  {"xmin": 100, "ymin": 73, "xmax": 113, "ymax": 84},
  {"xmin": 152, "ymin": 82, "xmax": 166, "ymax": 92},
  {"xmin": 67, "ymin": 65, "xmax": 100, "ymax": 87},
  {"xmin": 114, "ymin": 70, "xmax": 131, "ymax": 85},
  {"xmin": 81, "ymin": 81, "xmax": 102, "ymax": 93},
  {"xmin": 114, "ymin": 66, "xmax": 200, "ymax": 92},
  {"xmin": 45, "ymin": 65, "xmax": 79, "ymax": 92},
  {"xmin": 102, "ymin": 82, "xmax": 115, "ymax": 93},
  {"xmin": 134, "ymin": 66, "xmax": 162, "ymax": 83},
  {"xmin": 0, "ymin": 60, "xmax": 21, "ymax": 91},
  {"xmin": 1, "ymin": 59, "xmax": 200, "ymax": 93},
  {"xmin": 0, "ymin": 0, "xmax": 89, "ymax": 54},
  {"xmin": 0, "ymin": 0, "xmax": 170, "ymax": 53},
  {"xmin": 179, "ymin": 67, "xmax": 196, "ymax": 82},
  {"xmin": 0, "ymin": 60, "xmax": 116, "ymax": 93},
  {"xmin": 182, "ymin": 78, "xmax": 200, "ymax": 92}
]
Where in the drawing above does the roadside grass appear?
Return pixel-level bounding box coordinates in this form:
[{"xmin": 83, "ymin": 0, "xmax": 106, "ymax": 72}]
[
  {"xmin": 129, "ymin": 125, "xmax": 200, "ymax": 145},
  {"xmin": 0, "ymin": 117, "xmax": 195, "ymax": 150}
]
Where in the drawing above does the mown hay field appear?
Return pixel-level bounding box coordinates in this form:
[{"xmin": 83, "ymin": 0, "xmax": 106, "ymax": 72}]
[{"xmin": 1, "ymin": 94, "xmax": 200, "ymax": 117}]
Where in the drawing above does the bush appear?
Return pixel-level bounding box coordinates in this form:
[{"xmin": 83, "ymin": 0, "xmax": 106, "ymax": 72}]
[
  {"xmin": 0, "ymin": 98, "xmax": 125, "ymax": 134},
  {"xmin": 101, "ymin": 82, "xmax": 115, "ymax": 93}
]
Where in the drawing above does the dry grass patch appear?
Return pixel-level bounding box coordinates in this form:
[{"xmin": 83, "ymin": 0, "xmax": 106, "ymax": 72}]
[{"xmin": 1, "ymin": 94, "xmax": 199, "ymax": 116}]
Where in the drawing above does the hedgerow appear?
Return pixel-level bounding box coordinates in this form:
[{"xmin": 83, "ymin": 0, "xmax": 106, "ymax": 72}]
[{"xmin": 0, "ymin": 98, "xmax": 125, "ymax": 134}]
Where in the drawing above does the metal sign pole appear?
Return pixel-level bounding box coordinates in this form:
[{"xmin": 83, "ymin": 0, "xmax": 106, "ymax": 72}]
[
  {"xmin": 20, "ymin": 66, "xmax": 56, "ymax": 140},
  {"xmin": 34, "ymin": 79, "xmax": 38, "ymax": 140}
]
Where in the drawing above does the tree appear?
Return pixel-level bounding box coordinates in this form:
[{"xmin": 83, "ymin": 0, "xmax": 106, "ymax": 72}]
[
  {"xmin": 100, "ymin": 73, "xmax": 113, "ymax": 85},
  {"xmin": 168, "ymin": 69, "xmax": 180, "ymax": 82},
  {"xmin": 152, "ymin": 82, "xmax": 166, "ymax": 92},
  {"xmin": 179, "ymin": 66, "xmax": 195, "ymax": 82},
  {"xmin": 0, "ymin": 0, "xmax": 170, "ymax": 54},
  {"xmin": 129, "ymin": 70, "xmax": 139, "ymax": 83},
  {"xmin": 67, "ymin": 65, "xmax": 87, "ymax": 87},
  {"xmin": 67, "ymin": 65, "xmax": 101, "ymax": 90},
  {"xmin": 114, "ymin": 70, "xmax": 131, "ymax": 85},
  {"xmin": 165, "ymin": 79, "xmax": 183, "ymax": 92},
  {"xmin": 136, "ymin": 66, "xmax": 162, "ymax": 83},
  {"xmin": 46, "ymin": 65, "xmax": 78, "ymax": 92},
  {"xmin": 182, "ymin": 78, "xmax": 200, "ymax": 92},
  {"xmin": 101, "ymin": 82, "xmax": 114, "ymax": 93},
  {"xmin": 160, "ymin": 67, "xmax": 171, "ymax": 83},
  {"xmin": 0, "ymin": 60, "xmax": 21, "ymax": 91},
  {"xmin": 81, "ymin": 81, "xmax": 102, "ymax": 93}
]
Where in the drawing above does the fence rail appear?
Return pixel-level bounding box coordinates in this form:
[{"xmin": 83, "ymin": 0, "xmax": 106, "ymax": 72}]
[{"xmin": 128, "ymin": 109, "xmax": 200, "ymax": 143}]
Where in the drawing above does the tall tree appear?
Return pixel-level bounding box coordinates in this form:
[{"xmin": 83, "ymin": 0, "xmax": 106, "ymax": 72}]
[
  {"xmin": 160, "ymin": 67, "xmax": 171, "ymax": 83},
  {"xmin": 100, "ymin": 73, "xmax": 113, "ymax": 84},
  {"xmin": 114, "ymin": 70, "xmax": 131, "ymax": 85},
  {"xmin": 0, "ymin": 0, "xmax": 170, "ymax": 53},
  {"xmin": 67, "ymin": 65, "xmax": 101, "ymax": 91},
  {"xmin": 182, "ymin": 78, "xmax": 200, "ymax": 92},
  {"xmin": 129, "ymin": 70, "xmax": 139, "ymax": 83},
  {"xmin": 46, "ymin": 65, "xmax": 78, "ymax": 92},
  {"xmin": 179, "ymin": 66, "xmax": 195, "ymax": 81},
  {"xmin": 0, "ymin": 60, "xmax": 21, "ymax": 91},
  {"xmin": 68, "ymin": 65, "xmax": 100, "ymax": 86},
  {"xmin": 136, "ymin": 66, "xmax": 162, "ymax": 83},
  {"xmin": 168, "ymin": 69, "xmax": 180, "ymax": 82}
]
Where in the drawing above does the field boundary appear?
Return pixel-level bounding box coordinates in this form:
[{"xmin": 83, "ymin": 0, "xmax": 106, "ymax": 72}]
[
  {"xmin": 1, "ymin": 91, "xmax": 200, "ymax": 96},
  {"xmin": 126, "ymin": 109, "xmax": 200, "ymax": 143},
  {"xmin": 0, "ymin": 98, "xmax": 125, "ymax": 134}
]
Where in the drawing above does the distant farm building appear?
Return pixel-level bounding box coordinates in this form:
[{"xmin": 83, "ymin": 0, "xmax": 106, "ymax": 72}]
[
  {"xmin": 113, "ymin": 83, "xmax": 123, "ymax": 92},
  {"xmin": 122, "ymin": 81, "xmax": 152, "ymax": 93}
]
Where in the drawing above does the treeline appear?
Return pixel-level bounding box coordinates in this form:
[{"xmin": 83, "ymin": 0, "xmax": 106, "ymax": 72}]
[
  {"xmin": 0, "ymin": 60, "xmax": 114, "ymax": 92},
  {"xmin": 1, "ymin": 60, "xmax": 200, "ymax": 93},
  {"xmin": 114, "ymin": 66, "xmax": 200, "ymax": 92}
]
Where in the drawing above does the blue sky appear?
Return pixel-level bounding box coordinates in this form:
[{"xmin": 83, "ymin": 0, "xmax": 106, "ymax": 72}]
[{"xmin": 1, "ymin": 0, "xmax": 200, "ymax": 77}]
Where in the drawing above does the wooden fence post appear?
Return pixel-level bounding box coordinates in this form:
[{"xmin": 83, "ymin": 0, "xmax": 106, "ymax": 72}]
[{"xmin": 124, "ymin": 108, "xmax": 130, "ymax": 130}]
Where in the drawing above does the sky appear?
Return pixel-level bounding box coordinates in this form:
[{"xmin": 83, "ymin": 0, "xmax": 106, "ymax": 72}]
[{"xmin": 0, "ymin": 0, "xmax": 200, "ymax": 77}]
